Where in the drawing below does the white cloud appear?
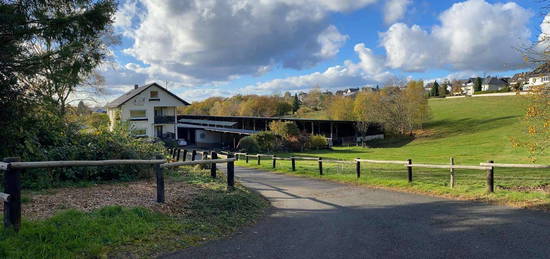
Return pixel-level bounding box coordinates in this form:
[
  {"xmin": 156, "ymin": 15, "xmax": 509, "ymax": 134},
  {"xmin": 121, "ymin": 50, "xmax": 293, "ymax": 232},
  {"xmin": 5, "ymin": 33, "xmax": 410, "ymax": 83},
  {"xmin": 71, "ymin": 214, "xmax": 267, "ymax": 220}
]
[
  {"xmin": 241, "ymin": 43, "xmax": 392, "ymax": 94},
  {"xmin": 384, "ymin": 0, "xmax": 411, "ymax": 24},
  {"xmin": 114, "ymin": 0, "xmax": 378, "ymax": 82},
  {"xmin": 381, "ymin": 0, "xmax": 532, "ymax": 72}
]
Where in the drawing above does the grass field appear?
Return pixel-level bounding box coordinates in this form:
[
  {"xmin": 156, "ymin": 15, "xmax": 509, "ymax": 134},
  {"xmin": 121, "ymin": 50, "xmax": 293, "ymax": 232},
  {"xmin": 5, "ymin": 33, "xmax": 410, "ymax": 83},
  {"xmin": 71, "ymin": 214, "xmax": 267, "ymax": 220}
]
[
  {"xmin": 237, "ymin": 96, "xmax": 550, "ymax": 210},
  {"xmin": 0, "ymin": 168, "xmax": 268, "ymax": 258}
]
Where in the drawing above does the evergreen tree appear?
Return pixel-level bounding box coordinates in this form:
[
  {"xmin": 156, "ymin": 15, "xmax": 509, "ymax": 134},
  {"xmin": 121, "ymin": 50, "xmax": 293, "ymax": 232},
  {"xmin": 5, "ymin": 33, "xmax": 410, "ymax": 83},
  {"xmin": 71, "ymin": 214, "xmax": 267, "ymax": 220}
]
[
  {"xmin": 292, "ymin": 93, "xmax": 301, "ymax": 114},
  {"xmin": 430, "ymin": 81, "xmax": 440, "ymax": 97},
  {"xmin": 474, "ymin": 77, "xmax": 483, "ymax": 92}
]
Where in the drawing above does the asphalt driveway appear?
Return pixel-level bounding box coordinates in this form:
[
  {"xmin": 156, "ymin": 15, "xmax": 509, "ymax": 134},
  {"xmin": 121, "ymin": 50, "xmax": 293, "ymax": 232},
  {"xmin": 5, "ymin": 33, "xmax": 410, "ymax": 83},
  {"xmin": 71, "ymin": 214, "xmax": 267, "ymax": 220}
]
[{"xmin": 163, "ymin": 167, "xmax": 550, "ymax": 259}]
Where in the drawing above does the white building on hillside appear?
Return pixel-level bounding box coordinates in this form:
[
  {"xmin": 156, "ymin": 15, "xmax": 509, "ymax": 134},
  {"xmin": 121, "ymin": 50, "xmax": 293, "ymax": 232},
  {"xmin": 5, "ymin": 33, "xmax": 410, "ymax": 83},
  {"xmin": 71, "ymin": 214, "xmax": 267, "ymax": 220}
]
[
  {"xmin": 106, "ymin": 83, "xmax": 189, "ymax": 139},
  {"xmin": 524, "ymin": 74, "xmax": 550, "ymax": 90}
]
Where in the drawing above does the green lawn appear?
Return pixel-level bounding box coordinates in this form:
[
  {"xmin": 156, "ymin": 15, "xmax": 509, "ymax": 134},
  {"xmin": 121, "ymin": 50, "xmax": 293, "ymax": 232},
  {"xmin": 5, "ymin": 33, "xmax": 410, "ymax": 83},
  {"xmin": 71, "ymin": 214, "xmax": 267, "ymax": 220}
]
[
  {"xmin": 237, "ymin": 96, "xmax": 550, "ymax": 210},
  {"xmin": 0, "ymin": 168, "xmax": 268, "ymax": 258}
]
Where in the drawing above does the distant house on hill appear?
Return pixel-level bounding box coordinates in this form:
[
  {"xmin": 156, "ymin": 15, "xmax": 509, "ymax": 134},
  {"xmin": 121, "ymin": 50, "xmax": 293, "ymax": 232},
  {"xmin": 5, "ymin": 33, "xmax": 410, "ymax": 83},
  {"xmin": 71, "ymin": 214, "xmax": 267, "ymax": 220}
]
[
  {"xmin": 481, "ymin": 77, "xmax": 508, "ymax": 91},
  {"xmin": 106, "ymin": 82, "xmax": 190, "ymax": 139},
  {"xmin": 460, "ymin": 78, "xmax": 476, "ymax": 96},
  {"xmin": 343, "ymin": 88, "xmax": 360, "ymax": 97},
  {"xmin": 524, "ymin": 62, "xmax": 550, "ymax": 90},
  {"xmin": 509, "ymin": 72, "xmax": 530, "ymax": 90}
]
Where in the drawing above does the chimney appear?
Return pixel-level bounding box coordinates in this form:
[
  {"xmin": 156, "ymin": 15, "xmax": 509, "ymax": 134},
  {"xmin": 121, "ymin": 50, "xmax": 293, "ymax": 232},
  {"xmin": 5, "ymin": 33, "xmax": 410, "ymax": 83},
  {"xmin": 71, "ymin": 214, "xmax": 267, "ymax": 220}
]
[{"xmin": 134, "ymin": 84, "xmax": 139, "ymax": 90}]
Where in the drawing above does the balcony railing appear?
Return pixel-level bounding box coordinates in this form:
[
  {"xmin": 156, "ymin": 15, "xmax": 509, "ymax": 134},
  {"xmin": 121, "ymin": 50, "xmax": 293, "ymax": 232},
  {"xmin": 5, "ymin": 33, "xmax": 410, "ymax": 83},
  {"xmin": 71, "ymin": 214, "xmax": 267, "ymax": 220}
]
[{"xmin": 154, "ymin": 116, "xmax": 175, "ymax": 124}]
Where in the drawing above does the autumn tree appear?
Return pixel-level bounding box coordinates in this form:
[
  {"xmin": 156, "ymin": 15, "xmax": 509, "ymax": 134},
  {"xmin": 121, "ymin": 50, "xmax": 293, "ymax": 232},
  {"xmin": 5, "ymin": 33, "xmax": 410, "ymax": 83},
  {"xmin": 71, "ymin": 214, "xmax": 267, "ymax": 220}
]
[
  {"xmin": 327, "ymin": 96, "xmax": 355, "ymax": 120},
  {"xmin": 451, "ymin": 80, "xmax": 463, "ymax": 96},
  {"xmin": 353, "ymin": 81, "xmax": 430, "ymax": 136}
]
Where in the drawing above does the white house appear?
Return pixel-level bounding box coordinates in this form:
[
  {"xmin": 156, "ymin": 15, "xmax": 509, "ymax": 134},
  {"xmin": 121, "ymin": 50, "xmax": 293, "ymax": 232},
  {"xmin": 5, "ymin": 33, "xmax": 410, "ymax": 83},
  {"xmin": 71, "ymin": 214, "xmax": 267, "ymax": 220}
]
[
  {"xmin": 106, "ymin": 83, "xmax": 189, "ymax": 139},
  {"xmin": 462, "ymin": 79, "xmax": 475, "ymax": 96},
  {"xmin": 524, "ymin": 74, "xmax": 550, "ymax": 90}
]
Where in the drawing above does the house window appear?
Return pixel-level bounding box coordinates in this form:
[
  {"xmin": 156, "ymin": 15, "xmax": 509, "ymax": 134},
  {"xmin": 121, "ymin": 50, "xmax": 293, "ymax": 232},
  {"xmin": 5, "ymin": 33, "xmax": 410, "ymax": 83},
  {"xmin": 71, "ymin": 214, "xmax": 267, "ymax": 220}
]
[
  {"xmin": 130, "ymin": 110, "xmax": 146, "ymax": 119},
  {"xmin": 149, "ymin": 91, "xmax": 160, "ymax": 101}
]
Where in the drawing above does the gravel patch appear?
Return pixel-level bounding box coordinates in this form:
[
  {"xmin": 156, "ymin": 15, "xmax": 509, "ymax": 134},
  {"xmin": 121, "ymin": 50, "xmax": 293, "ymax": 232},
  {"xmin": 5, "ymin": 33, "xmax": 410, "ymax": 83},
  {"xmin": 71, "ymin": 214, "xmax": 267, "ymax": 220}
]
[{"xmin": 1, "ymin": 179, "xmax": 200, "ymax": 220}]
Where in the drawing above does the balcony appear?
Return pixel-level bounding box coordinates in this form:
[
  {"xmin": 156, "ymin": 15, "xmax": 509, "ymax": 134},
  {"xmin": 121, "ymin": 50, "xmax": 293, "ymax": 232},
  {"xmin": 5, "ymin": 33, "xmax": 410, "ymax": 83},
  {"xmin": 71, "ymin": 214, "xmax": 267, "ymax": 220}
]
[{"xmin": 154, "ymin": 116, "xmax": 175, "ymax": 124}]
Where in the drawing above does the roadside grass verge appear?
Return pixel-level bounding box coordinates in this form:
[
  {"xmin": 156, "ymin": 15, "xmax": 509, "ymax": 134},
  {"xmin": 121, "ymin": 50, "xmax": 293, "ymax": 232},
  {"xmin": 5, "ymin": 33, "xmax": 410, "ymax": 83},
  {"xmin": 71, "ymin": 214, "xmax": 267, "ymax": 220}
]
[
  {"xmin": 0, "ymin": 167, "xmax": 269, "ymax": 258},
  {"xmin": 237, "ymin": 158, "xmax": 550, "ymax": 211}
]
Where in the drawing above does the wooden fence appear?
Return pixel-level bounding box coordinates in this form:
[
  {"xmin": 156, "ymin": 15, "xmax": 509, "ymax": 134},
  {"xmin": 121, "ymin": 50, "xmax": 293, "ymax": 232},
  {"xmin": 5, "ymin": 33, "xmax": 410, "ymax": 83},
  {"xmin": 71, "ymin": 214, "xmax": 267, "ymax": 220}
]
[
  {"xmin": 0, "ymin": 151, "xmax": 235, "ymax": 232},
  {"xmin": 234, "ymin": 152, "xmax": 549, "ymax": 195}
]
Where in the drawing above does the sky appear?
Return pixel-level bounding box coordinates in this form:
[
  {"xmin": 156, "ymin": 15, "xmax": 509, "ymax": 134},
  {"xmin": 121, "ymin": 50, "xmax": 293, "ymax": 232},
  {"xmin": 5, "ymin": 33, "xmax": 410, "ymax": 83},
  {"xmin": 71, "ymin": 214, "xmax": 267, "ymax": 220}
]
[{"xmin": 93, "ymin": 0, "xmax": 550, "ymax": 104}]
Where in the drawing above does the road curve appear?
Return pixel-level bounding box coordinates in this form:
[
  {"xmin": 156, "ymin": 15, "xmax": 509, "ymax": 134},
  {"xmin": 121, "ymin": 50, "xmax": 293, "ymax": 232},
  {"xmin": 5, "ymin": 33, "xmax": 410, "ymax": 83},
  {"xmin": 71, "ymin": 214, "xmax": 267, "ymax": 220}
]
[{"xmin": 162, "ymin": 167, "xmax": 550, "ymax": 259}]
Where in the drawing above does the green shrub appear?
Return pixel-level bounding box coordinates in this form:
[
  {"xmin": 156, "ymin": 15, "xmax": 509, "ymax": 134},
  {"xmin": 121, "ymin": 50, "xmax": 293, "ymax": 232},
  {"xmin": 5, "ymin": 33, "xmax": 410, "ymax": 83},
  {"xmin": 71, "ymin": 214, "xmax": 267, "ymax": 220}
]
[
  {"xmin": 237, "ymin": 136, "xmax": 260, "ymax": 153},
  {"xmin": 12, "ymin": 124, "xmax": 165, "ymax": 190},
  {"xmin": 269, "ymin": 121, "xmax": 300, "ymax": 138},
  {"xmin": 306, "ymin": 135, "xmax": 328, "ymax": 150},
  {"xmin": 252, "ymin": 131, "xmax": 281, "ymax": 152}
]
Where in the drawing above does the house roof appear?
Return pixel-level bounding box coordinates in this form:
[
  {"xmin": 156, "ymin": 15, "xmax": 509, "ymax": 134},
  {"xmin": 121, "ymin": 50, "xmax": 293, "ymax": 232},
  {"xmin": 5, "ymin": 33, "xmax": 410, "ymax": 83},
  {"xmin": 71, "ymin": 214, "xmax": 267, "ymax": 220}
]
[
  {"xmin": 482, "ymin": 77, "xmax": 508, "ymax": 85},
  {"xmin": 106, "ymin": 82, "xmax": 190, "ymax": 108}
]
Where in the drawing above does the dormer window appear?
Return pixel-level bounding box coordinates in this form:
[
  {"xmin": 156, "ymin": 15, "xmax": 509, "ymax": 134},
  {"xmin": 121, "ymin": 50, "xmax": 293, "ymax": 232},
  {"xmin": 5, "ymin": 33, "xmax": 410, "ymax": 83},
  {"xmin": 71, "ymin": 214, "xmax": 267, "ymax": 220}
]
[{"xmin": 149, "ymin": 91, "xmax": 160, "ymax": 101}]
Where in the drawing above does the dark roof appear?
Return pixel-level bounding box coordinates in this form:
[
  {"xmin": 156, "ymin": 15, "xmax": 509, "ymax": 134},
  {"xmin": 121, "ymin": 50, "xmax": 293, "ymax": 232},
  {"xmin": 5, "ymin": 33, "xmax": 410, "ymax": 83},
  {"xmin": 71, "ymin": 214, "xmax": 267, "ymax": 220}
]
[
  {"xmin": 106, "ymin": 82, "xmax": 190, "ymax": 108},
  {"xmin": 482, "ymin": 77, "xmax": 508, "ymax": 86},
  {"xmin": 178, "ymin": 114, "xmax": 358, "ymax": 123}
]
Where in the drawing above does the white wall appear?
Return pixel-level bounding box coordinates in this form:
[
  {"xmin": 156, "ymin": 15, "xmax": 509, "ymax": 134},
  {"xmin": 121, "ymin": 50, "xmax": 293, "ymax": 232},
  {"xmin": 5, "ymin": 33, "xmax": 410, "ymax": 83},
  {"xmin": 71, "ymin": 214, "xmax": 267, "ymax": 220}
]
[{"xmin": 110, "ymin": 84, "xmax": 186, "ymax": 138}]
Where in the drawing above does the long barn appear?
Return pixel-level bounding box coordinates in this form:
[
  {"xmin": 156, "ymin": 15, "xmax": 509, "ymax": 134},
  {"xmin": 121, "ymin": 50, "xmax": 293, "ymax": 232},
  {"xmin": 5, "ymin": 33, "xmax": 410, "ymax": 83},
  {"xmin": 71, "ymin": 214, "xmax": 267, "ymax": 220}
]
[{"xmin": 176, "ymin": 115, "xmax": 384, "ymax": 149}]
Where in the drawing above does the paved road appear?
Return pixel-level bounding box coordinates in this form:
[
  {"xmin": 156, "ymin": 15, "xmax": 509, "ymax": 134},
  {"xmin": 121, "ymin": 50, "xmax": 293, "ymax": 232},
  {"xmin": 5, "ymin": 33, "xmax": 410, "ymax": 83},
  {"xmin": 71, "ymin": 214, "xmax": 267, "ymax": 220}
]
[{"xmin": 163, "ymin": 167, "xmax": 550, "ymax": 259}]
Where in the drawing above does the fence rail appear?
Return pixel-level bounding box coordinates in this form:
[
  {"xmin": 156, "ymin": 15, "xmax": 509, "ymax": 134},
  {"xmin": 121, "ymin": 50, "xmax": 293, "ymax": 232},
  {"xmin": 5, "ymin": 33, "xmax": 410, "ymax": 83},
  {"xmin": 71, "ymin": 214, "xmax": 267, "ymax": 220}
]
[
  {"xmin": 235, "ymin": 152, "xmax": 549, "ymax": 195},
  {"xmin": 355, "ymin": 159, "xmax": 408, "ymax": 165},
  {"xmin": 479, "ymin": 162, "xmax": 550, "ymax": 169},
  {"xmin": 1, "ymin": 150, "xmax": 236, "ymax": 233},
  {"xmin": 9, "ymin": 159, "xmax": 166, "ymax": 169},
  {"xmin": 407, "ymin": 163, "xmax": 490, "ymax": 170}
]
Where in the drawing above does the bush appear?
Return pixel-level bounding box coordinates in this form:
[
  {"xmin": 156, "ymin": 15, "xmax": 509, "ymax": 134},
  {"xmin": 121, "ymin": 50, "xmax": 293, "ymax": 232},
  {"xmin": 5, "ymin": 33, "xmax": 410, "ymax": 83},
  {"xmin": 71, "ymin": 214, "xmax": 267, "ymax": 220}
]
[
  {"xmin": 269, "ymin": 121, "xmax": 299, "ymax": 138},
  {"xmin": 306, "ymin": 135, "xmax": 328, "ymax": 150},
  {"xmin": 13, "ymin": 123, "xmax": 165, "ymax": 190},
  {"xmin": 252, "ymin": 131, "xmax": 281, "ymax": 152},
  {"xmin": 237, "ymin": 136, "xmax": 260, "ymax": 153}
]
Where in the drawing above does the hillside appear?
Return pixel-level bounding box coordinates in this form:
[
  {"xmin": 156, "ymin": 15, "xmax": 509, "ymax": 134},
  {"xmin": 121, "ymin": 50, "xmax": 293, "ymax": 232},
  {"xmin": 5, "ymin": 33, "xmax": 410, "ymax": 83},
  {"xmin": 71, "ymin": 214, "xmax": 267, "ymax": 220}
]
[{"xmin": 295, "ymin": 96, "xmax": 546, "ymax": 164}]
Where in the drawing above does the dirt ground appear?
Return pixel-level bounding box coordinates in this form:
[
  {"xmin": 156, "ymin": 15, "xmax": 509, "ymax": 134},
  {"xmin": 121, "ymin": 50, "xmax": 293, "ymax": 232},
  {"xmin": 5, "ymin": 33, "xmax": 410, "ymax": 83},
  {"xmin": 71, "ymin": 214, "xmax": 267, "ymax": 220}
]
[{"xmin": 1, "ymin": 179, "xmax": 200, "ymax": 220}]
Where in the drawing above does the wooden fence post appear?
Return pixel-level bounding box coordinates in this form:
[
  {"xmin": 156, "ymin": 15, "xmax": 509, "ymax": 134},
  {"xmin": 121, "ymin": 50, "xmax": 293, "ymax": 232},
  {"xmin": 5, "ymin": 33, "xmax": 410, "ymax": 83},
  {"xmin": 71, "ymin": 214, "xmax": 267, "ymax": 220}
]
[
  {"xmin": 210, "ymin": 151, "xmax": 217, "ymax": 178},
  {"xmin": 257, "ymin": 155, "xmax": 261, "ymax": 165},
  {"xmin": 487, "ymin": 160, "xmax": 494, "ymax": 193},
  {"xmin": 176, "ymin": 149, "xmax": 181, "ymax": 161},
  {"xmin": 245, "ymin": 154, "xmax": 249, "ymax": 164},
  {"xmin": 154, "ymin": 155, "xmax": 165, "ymax": 203},
  {"xmin": 291, "ymin": 157, "xmax": 296, "ymax": 171},
  {"xmin": 407, "ymin": 159, "xmax": 413, "ymax": 183},
  {"xmin": 191, "ymin": 150, "xmax": 196, "ymax": 161},
  {"xmin": 182, "ymin": 149, "xmax": 188, "ymax": 161},
  {"xmin": 171, "ymin": 148, "xmax": 176, "ymax": 160},
  {"xmin": 356, "ymin": 158, "xmax": 361, "ymax": 179},
  {"xmin": 272, "ymin": 156, "xmax": 276, "ymax": 169},
  {"xmin": 202, "ymin": 151, "xmax": 208, "ymax": 160},
  {"xmin": 450, "ymin": 157, "xmax": 455, "ymax": 188},
  {"xmin": 227, "ymin": 153, "xmax": 235, "ymax": 190},
  {"xmin": 3, "ymin": 157, "xmax": 21, "ymax": 232},
  {"xmin": 318, "ymin": 157, "xmax": 323, "ymax": 175}
]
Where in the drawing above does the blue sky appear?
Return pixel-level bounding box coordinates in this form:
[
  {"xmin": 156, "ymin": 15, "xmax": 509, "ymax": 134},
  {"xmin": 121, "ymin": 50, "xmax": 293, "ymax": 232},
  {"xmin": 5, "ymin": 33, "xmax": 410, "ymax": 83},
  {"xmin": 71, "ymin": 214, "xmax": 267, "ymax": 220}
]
[{"xmin": 97, "ymin": 0, "xmax": 549, "ymax": 103}]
